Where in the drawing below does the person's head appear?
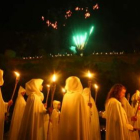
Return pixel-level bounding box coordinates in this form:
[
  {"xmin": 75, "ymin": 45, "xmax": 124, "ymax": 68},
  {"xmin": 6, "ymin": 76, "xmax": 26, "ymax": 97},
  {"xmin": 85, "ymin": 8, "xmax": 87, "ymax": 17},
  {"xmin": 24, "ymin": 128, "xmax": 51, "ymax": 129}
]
[
  {"xmin": 57, "ymin": 102, "xmax": 61, "ymax": 110},
  {"xmin": 0, "ymin": 69, "xmax": 4, "ymax": 86},
  {"xmin": 82, "ymin": 88, "xmax": 91, "ymax": 96},
  {"xmin": 53, "ymin": 100, "xmax": 61, "ymax": 110},
  {"xmin": 25, "ymin": 79, "xmax": 44, "ymax": 100},
  {"xmin": 65, "ymin": 76, "xmax": 83, "ymax": 94},
  {"xmin": 106, "ymin": 84, "xmax": 126, "ymax": 103}
]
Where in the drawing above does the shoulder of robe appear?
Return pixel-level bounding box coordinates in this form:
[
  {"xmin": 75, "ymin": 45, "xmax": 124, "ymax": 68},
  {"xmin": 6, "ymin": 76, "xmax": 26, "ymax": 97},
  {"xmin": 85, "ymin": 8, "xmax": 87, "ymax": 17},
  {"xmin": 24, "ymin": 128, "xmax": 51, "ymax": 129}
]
[{"xmin": 108, "ymin": 98, "xmax": 121, "ymax": 108}]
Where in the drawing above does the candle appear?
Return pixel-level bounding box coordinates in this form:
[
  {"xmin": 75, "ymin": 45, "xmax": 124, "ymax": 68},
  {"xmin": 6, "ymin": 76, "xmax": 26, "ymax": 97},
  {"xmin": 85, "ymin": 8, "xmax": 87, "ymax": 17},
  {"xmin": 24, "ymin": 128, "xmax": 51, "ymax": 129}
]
[
  {"xmin": 50, "ymin": 74, "xmax": 57, "ymax": 108},
  {"xmin": 94, "ymin": 84, "xmax": 98, "ymax": 103},
  {"xmin": 6, "ymin": 71, "xmax": 20, "ymax": 121},
  {"xmin": 14, "ymin": 71, "xmax": 20, "ymax": 81},
  {"xmin": 87, "ymin": 71, "xmax": 93, "ymax": 102},
  {"xmin": 11, "ymin": 71, "xmax": 20, "ymax": 100},
  {"xmin": 46, "ymin": 84, "xmax": 50, "ymax": 105}
]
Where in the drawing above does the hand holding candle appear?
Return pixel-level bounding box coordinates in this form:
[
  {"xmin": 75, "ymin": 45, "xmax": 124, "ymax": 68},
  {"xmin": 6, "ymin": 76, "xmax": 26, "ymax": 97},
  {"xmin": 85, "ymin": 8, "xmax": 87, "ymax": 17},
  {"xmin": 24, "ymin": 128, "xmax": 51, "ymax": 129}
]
[
  {"xmin": 5, "ymin": 71, "xmax": 20, "ymax": 122},
  {"xmin": 11, "ymin": 71, "xmax": 20, "ymax": 100}
]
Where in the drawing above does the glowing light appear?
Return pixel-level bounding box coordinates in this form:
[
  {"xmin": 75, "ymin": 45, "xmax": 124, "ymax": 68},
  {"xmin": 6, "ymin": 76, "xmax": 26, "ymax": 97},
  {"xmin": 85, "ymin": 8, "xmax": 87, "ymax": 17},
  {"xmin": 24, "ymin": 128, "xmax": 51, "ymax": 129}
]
[
  {"xmin": 94, "ymin": 84, "xmax": 98, "ymax": 89},
  {"xmin": 14, "ymin": 72, "xmax": 20, "ymax": 80},
  {"xmin": 46, "ymin": 20, "xmax": 57, "ymax": 29},
  {"xmin": 86, "ymin": 7, "xmax": 88, "ymax": 12},
  {"xmin": 87, "ymin": 71, "xmax": 93, "ymax": 78},
  {"xmin": 46, "ymin": 20, "xmax": 51, "ymax": 26},
  {"xmin": 47, "ymin": 84, "xmax": 50, "ymax": 88},
  {"xmin": 42, "ymin": 16, "xmax": 44, "ymax": 21},
  {"xmin": 62, "ymin": 88, "xmax": 66, "ymax": 93},
  {"xmin": 66, "ymin": 10, "xmax": 72, "ymax": 18},
  {"xmin": 85, "ymin": 12, "xmax": 90, "ymax": 18},
  {"xmin": 89, "ymin": 26, "xmax": 94, "ymax": 35},
  {"xmin": 52, "ymin": 74, "xmax": 56, "ymax": 82},
  {"xmin": 75, "ymin": 7, "xmax": 79, "ymax": 11},
  {"xmin": 93, "ymin": 4, "xmax": 99, "ymax": 10},
  {"xmin": 70, "ymin": 46, "xmax": 77, "ymax": 54},
  {"xmin": 41, "ymin": 5, "xmax": 100, "ymax": 29},
  {"xmin": 73, "ymin": 33, "xmax": 87, "ymax": 51}
]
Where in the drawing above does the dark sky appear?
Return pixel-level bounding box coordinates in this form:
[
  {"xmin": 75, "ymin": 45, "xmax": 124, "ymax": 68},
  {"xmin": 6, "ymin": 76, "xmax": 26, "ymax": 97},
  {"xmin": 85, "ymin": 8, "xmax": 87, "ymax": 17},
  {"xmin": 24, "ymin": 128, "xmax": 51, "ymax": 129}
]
[{"xmin": 0, "ymin": 0, "xmax": 140, "ymax": 54}]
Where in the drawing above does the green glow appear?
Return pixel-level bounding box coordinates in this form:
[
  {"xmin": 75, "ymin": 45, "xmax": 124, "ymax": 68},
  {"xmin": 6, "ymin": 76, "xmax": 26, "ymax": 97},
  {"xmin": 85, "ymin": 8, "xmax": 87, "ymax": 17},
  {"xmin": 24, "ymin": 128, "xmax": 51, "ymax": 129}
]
[
  {"xmin": 70, "ymin": 46, "xmax": 77, "ymax": 54},
  {"xmin": 89, "ymin": 26, "xmax": 94, "ymax": 35},
  {"xmin": 72, "ymin": 25, "xmax": 94, "ymax": 51},
  {"xmin": 73, "ymin": 33, "xmax": 87, "ymax": 50}
]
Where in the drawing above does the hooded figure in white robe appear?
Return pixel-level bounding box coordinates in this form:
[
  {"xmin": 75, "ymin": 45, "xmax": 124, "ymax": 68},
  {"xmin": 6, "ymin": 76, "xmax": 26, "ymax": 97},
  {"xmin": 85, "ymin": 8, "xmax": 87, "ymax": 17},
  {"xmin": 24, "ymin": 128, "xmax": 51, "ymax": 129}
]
[
  {"xmin": 58, "ymin": 76, "xmax": 89, "ymax": 140},
  {"xmin": 121, "ymin": 97, "xmax": 139, "ymax": 140},
  {"xmin": 82, "ymin": 88, "xmax": 101, "ymax": 140},
  {"xmin": 0, "ymin": 69, "xmax": 8, "ymax": 140},
  {"xmin": 8, "ymin": 86, "xmax": 26, "ymax": 140},
  {"xmin": 18, "ymin": 79, "xmax": 47, "ymax": 140},
  {"xmin": 51, "ymin": 100, "xmax": 61, "ymax": 140},
  {"xmin": 131, "ymin": 90, "xmax": 140, "ymax": 127}
]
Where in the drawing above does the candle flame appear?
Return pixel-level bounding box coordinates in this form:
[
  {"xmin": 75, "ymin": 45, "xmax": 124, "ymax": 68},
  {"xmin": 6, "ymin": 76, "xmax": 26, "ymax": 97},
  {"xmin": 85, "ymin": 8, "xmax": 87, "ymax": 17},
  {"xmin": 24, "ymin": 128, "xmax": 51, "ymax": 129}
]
[
  {"xmin": 14, "ymin": 71, "xmax": 20, "ymax": 77},
  {"xmin": 87, "ymin": 71, "xmax": 92, "ymax": 78},
  {"xmin": 47, "ymin": 84, "xmax": 50, "ymax": 88},
  {"xmin": 52, "ymin": 74, "xmax": 56, "ymax": 82},
  {"xmin": 62, "ymin": 88, "xmax": 66, "ymax": 93},
  {"xmin": 94, "ymin": 84, "xmax": 98, "ymax": 89}
]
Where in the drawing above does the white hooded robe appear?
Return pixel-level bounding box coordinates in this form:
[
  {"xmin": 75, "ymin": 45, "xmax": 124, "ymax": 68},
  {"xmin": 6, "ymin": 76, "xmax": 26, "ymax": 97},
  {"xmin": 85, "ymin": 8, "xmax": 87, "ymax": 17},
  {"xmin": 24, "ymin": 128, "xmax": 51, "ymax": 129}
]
[
  {"xmin": 18, "ymin": 79, "xmax": 47, "ymax": 140},
  {"xmin": 58, "ymin": 76, "xmax": 89, "ymax": 140},
  {"xmin": 121, "ymin": 97, "xmax": 139, "ymax": 140},
  {"xmin": 8, "ymin": 86, "xmax": 26, "ymax": 140},
  {"xmin": 51, "ymin": 100, "xmax": 61, "ymax": 140},
  {"xmin": 82, "ymin": 88, "xmax": 101, "ymax": 140},
  {"xmin": 0, "ymin": 69, "xmax": 8, "ymax": 140},
  {"xmin": 131, "ymin": 90, "xmax": 140, "ymax": 128}
]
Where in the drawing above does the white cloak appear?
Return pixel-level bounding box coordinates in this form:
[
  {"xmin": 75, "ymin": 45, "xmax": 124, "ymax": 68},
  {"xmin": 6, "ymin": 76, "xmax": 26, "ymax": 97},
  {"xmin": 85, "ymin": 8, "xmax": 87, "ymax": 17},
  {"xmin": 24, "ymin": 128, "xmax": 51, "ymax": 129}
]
[
  {"xmin": 106, "ymin": 98, "xmax": 132, "ymax": 140},
  {"xmin": 51, "ymin": 100, "xmax": 61, "ymax": 140},
  {"xmin": 82, "ymin": 88, "xmax": 101, "ymax": 140},
  {"xmin": 121, "ymin": 97, "xmax": 139, "ymax": 140},
  {"xmin": 8, "ymin": 86, "xmax": 26, "ymax": 140},
  {"xmin": 0, "ymin": 69, "xmax": 8, "ymax": 140},
  {"xmin": 58, "ymin": 76, "xmax": 89, "ymax": 140},
  {"xmin": 18, "ymin": 79, "xmax": 46, "ymax": 140},
  {"xmin": 131, "ymin": 91, "xmax": 140, "ymax": 128}
]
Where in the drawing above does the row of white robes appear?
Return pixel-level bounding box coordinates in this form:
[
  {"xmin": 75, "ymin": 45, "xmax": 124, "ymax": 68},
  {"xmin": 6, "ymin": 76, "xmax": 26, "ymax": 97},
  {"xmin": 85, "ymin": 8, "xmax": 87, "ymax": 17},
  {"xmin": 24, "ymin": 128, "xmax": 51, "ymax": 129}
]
[{"xmin": 8, "ymin": 77, "xmax": 101, "ymax": 140}]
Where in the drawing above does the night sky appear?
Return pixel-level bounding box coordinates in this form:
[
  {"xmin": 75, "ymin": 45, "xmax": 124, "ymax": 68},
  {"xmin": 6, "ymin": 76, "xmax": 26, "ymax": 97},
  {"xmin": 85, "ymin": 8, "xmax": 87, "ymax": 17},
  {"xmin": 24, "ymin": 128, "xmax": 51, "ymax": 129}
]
[{"xmin": 0, "ymin": 0, "xmax": 140, "ymax": 55}]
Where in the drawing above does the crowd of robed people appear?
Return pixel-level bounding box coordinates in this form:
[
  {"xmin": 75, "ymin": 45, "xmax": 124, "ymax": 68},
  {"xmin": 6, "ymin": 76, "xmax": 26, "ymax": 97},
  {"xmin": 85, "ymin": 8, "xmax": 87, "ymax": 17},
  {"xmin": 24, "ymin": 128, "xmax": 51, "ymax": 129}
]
[{"xmin": 1, "ymin": 68, "xmax": 140, "ymax": 140}]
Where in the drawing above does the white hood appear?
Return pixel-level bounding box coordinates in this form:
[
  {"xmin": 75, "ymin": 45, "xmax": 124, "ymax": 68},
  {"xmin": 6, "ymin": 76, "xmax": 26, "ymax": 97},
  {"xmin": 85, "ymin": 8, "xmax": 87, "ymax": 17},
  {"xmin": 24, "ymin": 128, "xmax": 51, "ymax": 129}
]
[
  {"xmin": 65, "ymin": 76, "xmax": 83, "ymax": 94},
  {"xmin": 25, "ymin": 79, "xmax": 44, "ymax": 101}
]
